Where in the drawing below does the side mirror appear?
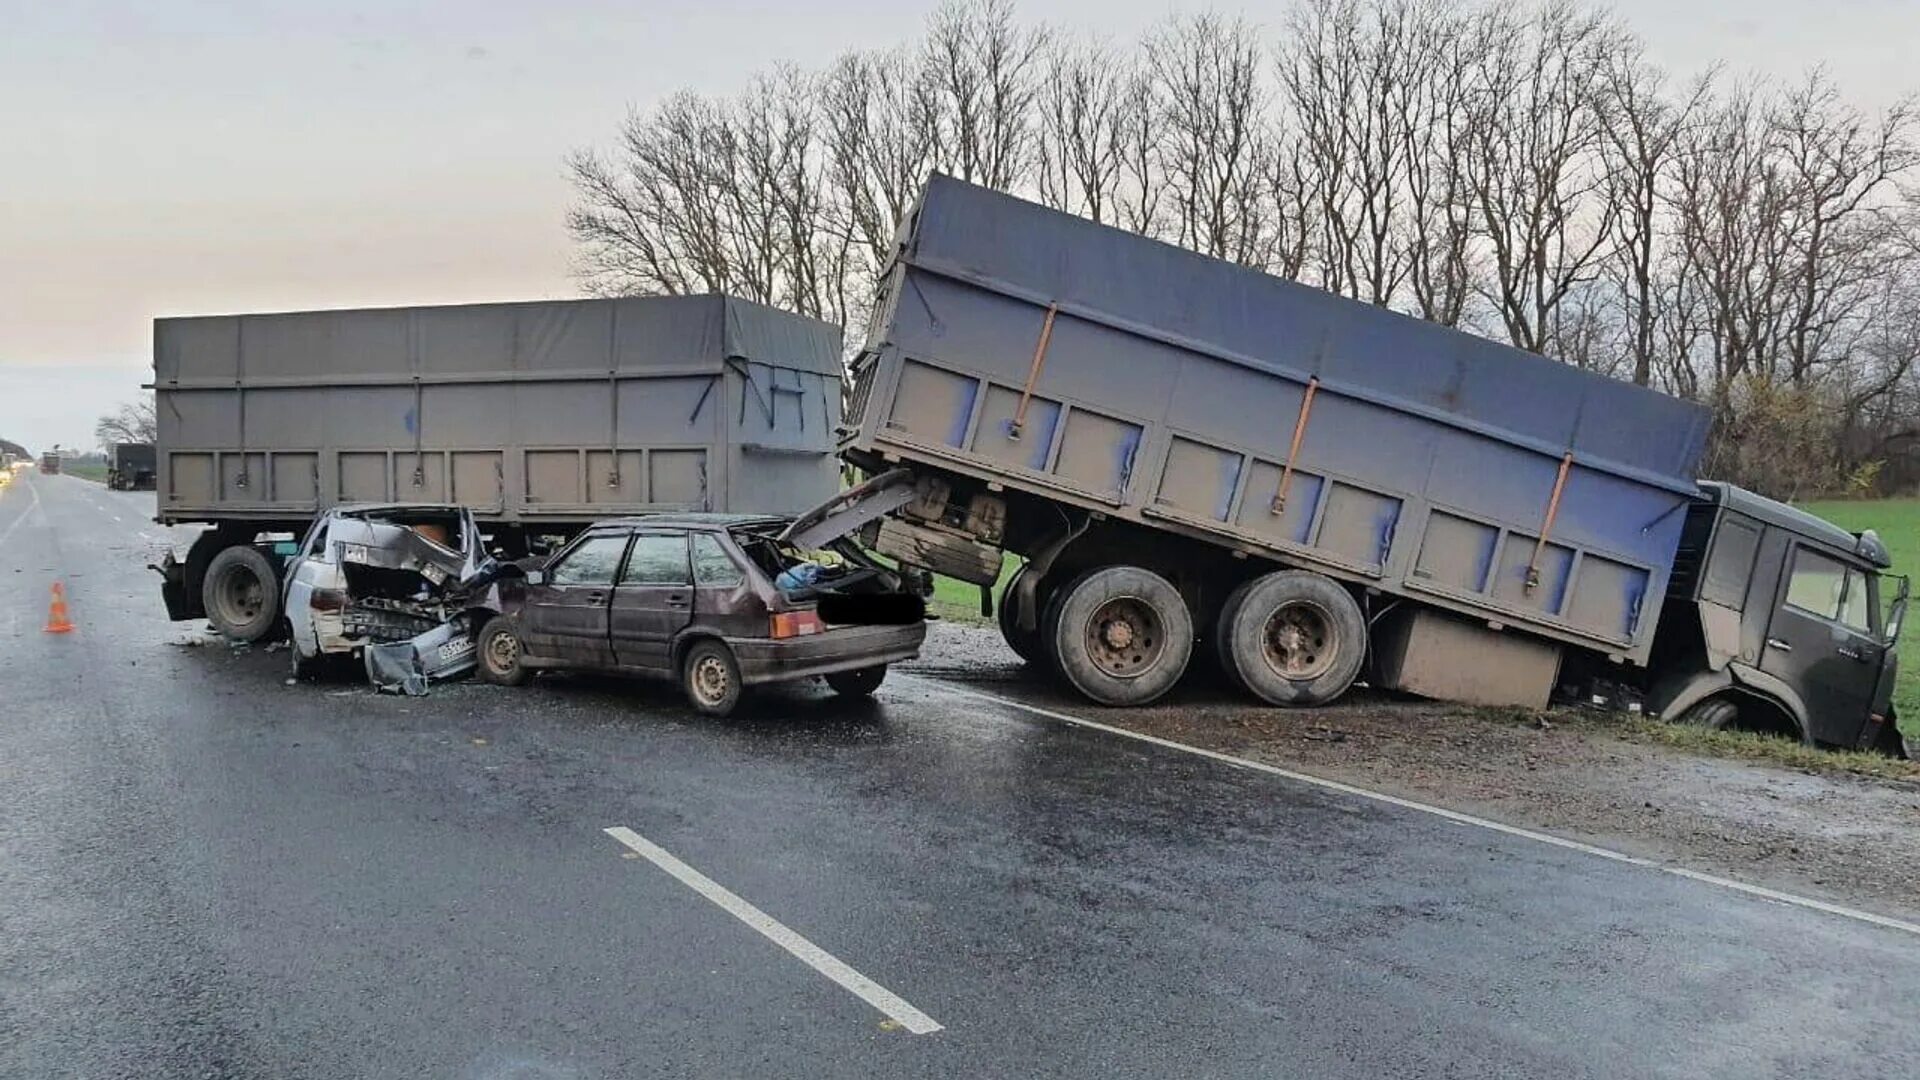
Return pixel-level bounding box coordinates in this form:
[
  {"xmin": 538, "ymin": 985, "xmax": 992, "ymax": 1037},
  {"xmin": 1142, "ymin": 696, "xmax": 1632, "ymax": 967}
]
[
  {"xmin": 1887, "ymin": 575, "xmax": 1909, "ymax": 644},
  {"xmin": 525, "ymin": 569, "xmax": 546, "ymax": 587}
]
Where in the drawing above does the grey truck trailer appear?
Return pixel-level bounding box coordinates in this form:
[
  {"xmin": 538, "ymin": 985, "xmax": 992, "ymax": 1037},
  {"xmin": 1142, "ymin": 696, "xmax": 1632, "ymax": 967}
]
[
  {"xmin": 798, "ymin": 175, "xmax": 1907, "ymax": 752},
  {"xmin": 151, "ymin": 294, "xmax": 845, "ymax": 642}
]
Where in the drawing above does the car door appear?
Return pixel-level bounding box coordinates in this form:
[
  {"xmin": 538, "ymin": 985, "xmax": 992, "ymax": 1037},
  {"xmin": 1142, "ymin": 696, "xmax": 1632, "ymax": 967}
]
[
  {"xmin": 609, "ymin": 531, "xmax": 694, "ymax": 672},
  {"xmin": 1761, "ymin": 544, "xmax": 1885, "ymax": 745},
  {"xmin": 523, "ymin": 531, "xmax": 631, "ymax": 668}
]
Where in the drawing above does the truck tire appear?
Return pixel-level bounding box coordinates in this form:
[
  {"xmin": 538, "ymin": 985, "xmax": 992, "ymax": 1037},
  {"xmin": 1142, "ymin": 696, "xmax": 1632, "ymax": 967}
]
[
  {"xmin": 1212, "ymin": 578, "xmax": 1260, "ymax": 693},
  {"xmin": 1047, "ymin": 565, "xmax": 1192, "ymax": 706},
  {"xmin": 1219, "ymin": 570, "xmax": 1365, "ymax": 707},
  {"xmin": 203, "ymin": 545, "xmax": 280, "ymax": 643},
  {"xmin": 1679, "ymin": 698, "xmax": 1740, "ymax": 730},
  {"xmin": 997, "ymin": 565, "xmax": 1045, "ymax": 664}
]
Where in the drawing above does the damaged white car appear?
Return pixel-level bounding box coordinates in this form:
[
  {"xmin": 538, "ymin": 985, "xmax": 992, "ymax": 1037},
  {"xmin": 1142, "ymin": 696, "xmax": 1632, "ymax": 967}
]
[{"xmin": 283, "ymin": 504, "xmax": 518, "ymax": 693}]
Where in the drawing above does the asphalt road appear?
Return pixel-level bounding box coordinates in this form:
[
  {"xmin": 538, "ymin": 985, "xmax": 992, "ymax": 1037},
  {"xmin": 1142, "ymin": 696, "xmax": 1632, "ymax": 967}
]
[{"xmin": 3, "ymin": 468, "xmax": 1918, "ymax": 1079}]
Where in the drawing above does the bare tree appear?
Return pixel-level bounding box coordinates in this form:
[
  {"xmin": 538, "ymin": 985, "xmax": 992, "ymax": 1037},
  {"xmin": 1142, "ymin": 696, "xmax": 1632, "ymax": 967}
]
[
  {"xmin": 1034, "ymin": 36, "xmax": 1132, "ymax": 223},
  {"xmin": 95, "ymin": 398, "xmax": 156, "ymax": 450},
  {"xmin": 922, "ymin": 0, "xmax": 1045, "ymax": 189},
  {"xmin": 1145, "ymin": 13, "xmax": 1272, "ymax": 265},
  {"xmin": 1462, "ymin": 1, "xmax": 1621, "ymax": 355}
]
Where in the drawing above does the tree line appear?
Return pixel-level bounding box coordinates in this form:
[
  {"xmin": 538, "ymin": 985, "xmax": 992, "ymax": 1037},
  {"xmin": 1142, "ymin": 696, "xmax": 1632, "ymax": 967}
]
[{"xmin": 567, "ymin": 0, "xmax": 1920, "ymax": 499}]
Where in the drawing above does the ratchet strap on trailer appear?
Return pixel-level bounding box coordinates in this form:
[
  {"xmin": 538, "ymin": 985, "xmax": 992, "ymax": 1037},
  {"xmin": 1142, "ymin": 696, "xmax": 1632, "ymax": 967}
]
[
  {"xmin": 1271, "ymin": 377, "xmax": 1320, "ymax": 514},
  {"xmin": 1008, "ymin": 304, "xmax": 1060, "ymax": 442},
  {"xmin": 1525, "ymin": 452, "xmax": 1575, "ymax": 593}
]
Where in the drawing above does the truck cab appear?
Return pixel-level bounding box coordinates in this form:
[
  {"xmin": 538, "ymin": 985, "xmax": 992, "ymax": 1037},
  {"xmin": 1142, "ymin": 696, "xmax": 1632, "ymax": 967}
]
[{"xmin": 1649, "ymin": 482, "xmax": 1908, "ymax": 752}]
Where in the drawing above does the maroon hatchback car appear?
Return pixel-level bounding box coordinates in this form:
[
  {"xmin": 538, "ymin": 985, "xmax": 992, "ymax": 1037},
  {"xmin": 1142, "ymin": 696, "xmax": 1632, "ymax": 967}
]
[{"xmin": 474, "ymin": 514, "xmax": 928, "ymax": 716}]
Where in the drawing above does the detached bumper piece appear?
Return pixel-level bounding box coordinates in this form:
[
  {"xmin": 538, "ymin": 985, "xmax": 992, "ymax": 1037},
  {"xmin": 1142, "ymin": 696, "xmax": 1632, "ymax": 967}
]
[{"xmin": 364, "ymin": 619, "xmax": 479, "ymax": 696}]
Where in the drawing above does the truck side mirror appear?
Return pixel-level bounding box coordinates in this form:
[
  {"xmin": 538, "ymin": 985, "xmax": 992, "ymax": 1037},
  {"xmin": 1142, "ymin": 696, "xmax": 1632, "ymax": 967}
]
[
  {"xmin": 525, "ymin": 569, "xmax": 546, "ymax": 587},
  {"xmin": 1887, "ymin": 575, "xmax": 1909, "ymax": 644}
]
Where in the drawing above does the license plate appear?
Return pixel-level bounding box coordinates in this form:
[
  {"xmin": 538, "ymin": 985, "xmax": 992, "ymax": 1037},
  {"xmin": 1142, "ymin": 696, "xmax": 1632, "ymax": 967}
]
[{"xmin": 437, "ymin": 639, "xmax": 474, "ymax": 662}]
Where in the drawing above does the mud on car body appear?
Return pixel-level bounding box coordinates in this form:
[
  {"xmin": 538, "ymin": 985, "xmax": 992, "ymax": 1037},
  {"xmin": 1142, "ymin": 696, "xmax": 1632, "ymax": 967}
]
[
  {"xmin": 283, "ymin": 504, "xmax": 521, "ymax": 691},
  {"xmin": 474, "ymin": 513, "xmax": 928, "ymax": 716}
]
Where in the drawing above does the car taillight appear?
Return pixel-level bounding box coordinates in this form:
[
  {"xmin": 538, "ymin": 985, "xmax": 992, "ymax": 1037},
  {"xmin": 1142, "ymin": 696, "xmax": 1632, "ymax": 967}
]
[
  {"xmin": 769, "ymin": 610, "xmax": 826, "ymax": 639},
  {"xmin": 308, "ymin": 588, "xmax": 349, "ymax": 612}
]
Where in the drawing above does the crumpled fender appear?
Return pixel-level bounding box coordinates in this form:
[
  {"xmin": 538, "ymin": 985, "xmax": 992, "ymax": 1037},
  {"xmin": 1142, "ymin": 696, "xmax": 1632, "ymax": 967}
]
[{"xmin": 1647, "ymin": 662, "xmax": 1811, "ymax": 743}]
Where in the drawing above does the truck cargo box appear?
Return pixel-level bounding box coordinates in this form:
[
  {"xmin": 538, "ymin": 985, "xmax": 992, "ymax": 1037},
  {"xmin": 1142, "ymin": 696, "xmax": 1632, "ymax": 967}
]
[
  {"xmin": 153, "ymin": 295, "xmax": 842, "ymax": 528},
  {"xmin": 843, "ymin": 176, "xmax": 1714, "ymax": 664}
]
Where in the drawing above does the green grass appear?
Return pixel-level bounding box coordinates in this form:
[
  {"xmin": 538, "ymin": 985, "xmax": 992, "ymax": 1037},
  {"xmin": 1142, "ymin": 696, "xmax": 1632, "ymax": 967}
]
[
  {"xmin": 926, "ymin": 553, "xmax": 1023, "ymax": 625},
  {"xmin": 1797, "ymin": 497, "xmax": 1918, "ymax": 721},
  {"xmin": 1481, "ymin": 704, "xmax": 1920, "ymax": 781},
  {"xmin": 62, "ymin": 463, "xmax": 109, "ymax": 483}
]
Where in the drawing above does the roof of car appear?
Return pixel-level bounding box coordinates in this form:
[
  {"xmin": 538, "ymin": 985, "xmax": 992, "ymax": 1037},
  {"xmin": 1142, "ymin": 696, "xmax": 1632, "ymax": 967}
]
[
  {"xmin": 326, "ymin": 502, "xmax": 467, "ymax": 516},
  {"xmin": 585, "ymin": 512, "xmax": 789, "ymax": 532}
]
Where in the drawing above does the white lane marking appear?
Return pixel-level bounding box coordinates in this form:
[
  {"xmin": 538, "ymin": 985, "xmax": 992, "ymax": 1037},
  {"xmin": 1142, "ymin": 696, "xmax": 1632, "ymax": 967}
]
[
  {"xmin": 906, "ymin": 677, "xmax": 1920, "ymax": 941},
  {"xmin": 0, "ymin": 479, "xmax": 45, "ymax": 546},
  {"xmin": 602, "ymin": 826, "xmax": 943, "ymax": 1034}
]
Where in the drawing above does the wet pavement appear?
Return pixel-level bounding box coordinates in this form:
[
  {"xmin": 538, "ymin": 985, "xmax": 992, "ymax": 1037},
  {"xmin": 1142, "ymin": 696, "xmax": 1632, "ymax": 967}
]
[{"xmin": 3, "ymin": 468, "xmax": 1919, "ymax": 1079}]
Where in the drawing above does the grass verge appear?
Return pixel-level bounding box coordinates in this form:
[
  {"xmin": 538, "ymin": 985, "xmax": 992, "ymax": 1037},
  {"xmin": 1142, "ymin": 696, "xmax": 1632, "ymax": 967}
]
[
  {"xmin": 62, "ymin": 463, "xmax": 109, "ymax": 483},
  {"xmin": 1484, "ymin": 704, "xmax": 1920, "ymax": 782}
]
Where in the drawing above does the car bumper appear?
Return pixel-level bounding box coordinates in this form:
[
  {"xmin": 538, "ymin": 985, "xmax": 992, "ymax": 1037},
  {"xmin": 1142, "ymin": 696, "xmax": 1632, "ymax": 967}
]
[{"xmin": 729, "ymin": 622, "xmax": 927, "ymax": 685}]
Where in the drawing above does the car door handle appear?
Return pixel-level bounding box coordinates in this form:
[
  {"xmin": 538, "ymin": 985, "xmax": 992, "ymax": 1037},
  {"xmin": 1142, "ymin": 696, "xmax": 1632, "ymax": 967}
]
[
  {"xmin": 587, "ymin": 592, "xmax": 605, "ymax": 604},
  {"xmin": 666, "ymin": 595, "xmax": 690, "ymax": 609},
  {"xmin": 1766, "ymin": 637, "xmax": 1792, "ymax": 653}
]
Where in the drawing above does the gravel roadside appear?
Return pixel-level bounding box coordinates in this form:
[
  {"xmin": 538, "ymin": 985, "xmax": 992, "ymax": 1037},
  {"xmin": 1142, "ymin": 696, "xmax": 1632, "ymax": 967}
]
[{"xmin": 903, "ymin": 619, "xmax": 1920, "ymax": 922}]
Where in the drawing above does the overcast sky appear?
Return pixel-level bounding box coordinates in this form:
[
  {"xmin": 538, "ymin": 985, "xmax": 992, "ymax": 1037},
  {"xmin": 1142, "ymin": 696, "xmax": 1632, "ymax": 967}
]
[{"xmin": 2, "ymin": 0, "xmax": 1916, "ymax": 453}]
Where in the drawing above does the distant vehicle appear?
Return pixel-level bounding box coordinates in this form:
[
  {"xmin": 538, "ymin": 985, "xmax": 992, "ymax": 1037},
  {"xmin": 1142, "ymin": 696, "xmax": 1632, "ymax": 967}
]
[
  {"xmin": 107, "ymin": 442, "xmax": 156, "ymax": 490},
  {"xmin": 474, "ymin": 513, "xmax": 927, "ymax": 716},
  {"xmin": 39, "ymin": 452, "xmax": 61, "ymax": 475},
  {"xmin": 805, "ymin": 175, "xmax": 1907, "ymax": 753},
  {"xmin": 150, "ymin": 295, "xmax": 846, "ymax": 645}
]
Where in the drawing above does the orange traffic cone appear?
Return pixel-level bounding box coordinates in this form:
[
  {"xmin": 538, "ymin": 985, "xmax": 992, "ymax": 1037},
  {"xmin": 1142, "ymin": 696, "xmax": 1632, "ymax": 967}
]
[{"xmin": 44, "ymin": 581, "xmax": 74, "ymax": 634}]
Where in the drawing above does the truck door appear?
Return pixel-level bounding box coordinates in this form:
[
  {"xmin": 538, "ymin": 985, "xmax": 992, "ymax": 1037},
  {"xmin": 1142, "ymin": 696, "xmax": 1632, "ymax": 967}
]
[
  {"xmin": 1762, "ymin": 544, "xmax": 1885, "ymax": 746},
  {"xmin": 609, "ymin": 531, "xmax": 694, "ymax": 672},
  {"xmin": 524, "ymin": 531, "xmax": 630, "ymax": 667}
]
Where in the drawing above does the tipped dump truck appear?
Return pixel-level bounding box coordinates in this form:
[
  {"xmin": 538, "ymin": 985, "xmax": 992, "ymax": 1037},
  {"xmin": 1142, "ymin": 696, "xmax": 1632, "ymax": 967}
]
[{"xmin": 802, "ymin": 175, "xmax": 1907, "ymax": 752}]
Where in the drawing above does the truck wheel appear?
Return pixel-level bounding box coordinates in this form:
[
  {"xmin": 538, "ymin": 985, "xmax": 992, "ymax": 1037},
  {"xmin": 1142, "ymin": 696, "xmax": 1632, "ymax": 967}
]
[
  {"xmin": 1048, "ymin": 565, "xmax": 1193, "ymax": 706},
  {"xmin": 1679, "ymin": 698, "xmax": 1740, "ymax": 730},
  {"xmin": 996, "ymin": 566, "xmax": 1045, "ymax": 664},
  {"xmin": 203, "ymin": 545, "xmax": 280, "ymax": 642},
  {"xmin": 1212, "ymin": 578, "xmax": 1259, "ymax": 693},
  {"xmin": 476, "ymin": 616, "xmax": 530, "ymax": 687},
  {"xmin": 1220, "ymin": 570, "xmax": 1365, "ymax": 707},
  {"xmin": 826, "ymin": 664, "xmax": 887, "ymax": 698},
  {"xmin": 682, "ymin": 639, "xmax": 743, "ymax": 717}
]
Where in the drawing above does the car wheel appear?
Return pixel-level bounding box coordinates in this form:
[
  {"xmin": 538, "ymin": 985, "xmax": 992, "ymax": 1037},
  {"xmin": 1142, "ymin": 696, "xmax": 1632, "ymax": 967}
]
[
  {"xmin": 1048, "ymin": 565, "xmax": 1193, "ymax": 707},
  {"xmin": 203, "ymin": 545, "xmax": 280, "ymax": 642},
  {"xmin": 682, "ymin": 639, "xmax": 743, "ymax": 717},
  {"xmin": 996, "ymin": 566, "xmax": 1045, "ymax": 664},
  {"xmin": 476, "ymin": 615, "xmax": 530, "ymax": 687},
  {"xmin": 826, "ymin": 664, "xmax": 888, "ymax": 697},
  {"xmin": 1220, "ymin": 570, "xmax": 1366, "ymax": 707}
]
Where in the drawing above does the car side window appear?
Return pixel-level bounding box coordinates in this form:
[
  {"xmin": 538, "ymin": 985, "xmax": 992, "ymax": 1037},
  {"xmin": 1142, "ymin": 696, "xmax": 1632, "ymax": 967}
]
[
  {"xmin": 622, "ymin": 533, "xmax": 689, "ymax": 586},
  {"xmin": 549, "ymin": 534, "xmax": 629, "ymax": 586},
  {"xmin": 691, "ymin": 533, "xmax": 745, "ymax": 587}
]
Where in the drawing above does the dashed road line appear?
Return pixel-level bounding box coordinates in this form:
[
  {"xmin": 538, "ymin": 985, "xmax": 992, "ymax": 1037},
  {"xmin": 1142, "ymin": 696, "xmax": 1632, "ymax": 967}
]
[
  {"xmin": 905, "ymin": 676, "xmax": 1920, "ymax": 941},
  {"xmin": 602, "ymin": 826, "xmax": 943, "ymax": 1035}
]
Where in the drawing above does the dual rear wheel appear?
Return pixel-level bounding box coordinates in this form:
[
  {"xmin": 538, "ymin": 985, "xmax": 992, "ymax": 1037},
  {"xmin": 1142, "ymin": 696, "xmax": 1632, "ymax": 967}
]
[{"xmin": 1007, "ymin": 563, "xmax": 1367, "ymax": 709}]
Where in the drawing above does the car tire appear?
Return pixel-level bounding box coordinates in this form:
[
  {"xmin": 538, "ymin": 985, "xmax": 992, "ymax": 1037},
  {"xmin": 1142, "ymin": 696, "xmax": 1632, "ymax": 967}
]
[
  {"xmin": 1219, "ymin": 570, "xmax": 1366, "ymax": 707},
  {"xmin": 996, "ymin": 566, "xmax": 1045, "ymax": 665},
  {"xmin": 826, "ymin": 664, "xmax": 888, "ymax": 697},
  {"xmin": 203, "ymin": 545, "xmax": 280, "ymax": 642},
  {"xmin": 1048, "ymin": 565, "xmax": 1193, "ymax": 707},
  {"xmin": 476, "ymin": 615, "xmax": 530, "ymax": 687},
  {"xmin": 682, "ymin": 639, "xmax": 743, "ymax": 717}
]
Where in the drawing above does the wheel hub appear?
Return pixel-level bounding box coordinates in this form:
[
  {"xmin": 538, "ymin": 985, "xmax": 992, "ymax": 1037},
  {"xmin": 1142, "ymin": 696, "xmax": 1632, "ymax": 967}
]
[
  {"xmin": 1083, "ymin": 596, "xmax": 1164, "ymax": 679},
  {"xmin": 1262, "ymin": 600, "xmax": 1336, "ymax": 681},
  {"xmin": 693, "ymin": 656, "xmax": 730, "ymax": 703},
  {"xmin": 486, "ymin": 631, "xmax": 517, "ymax": 673}
]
